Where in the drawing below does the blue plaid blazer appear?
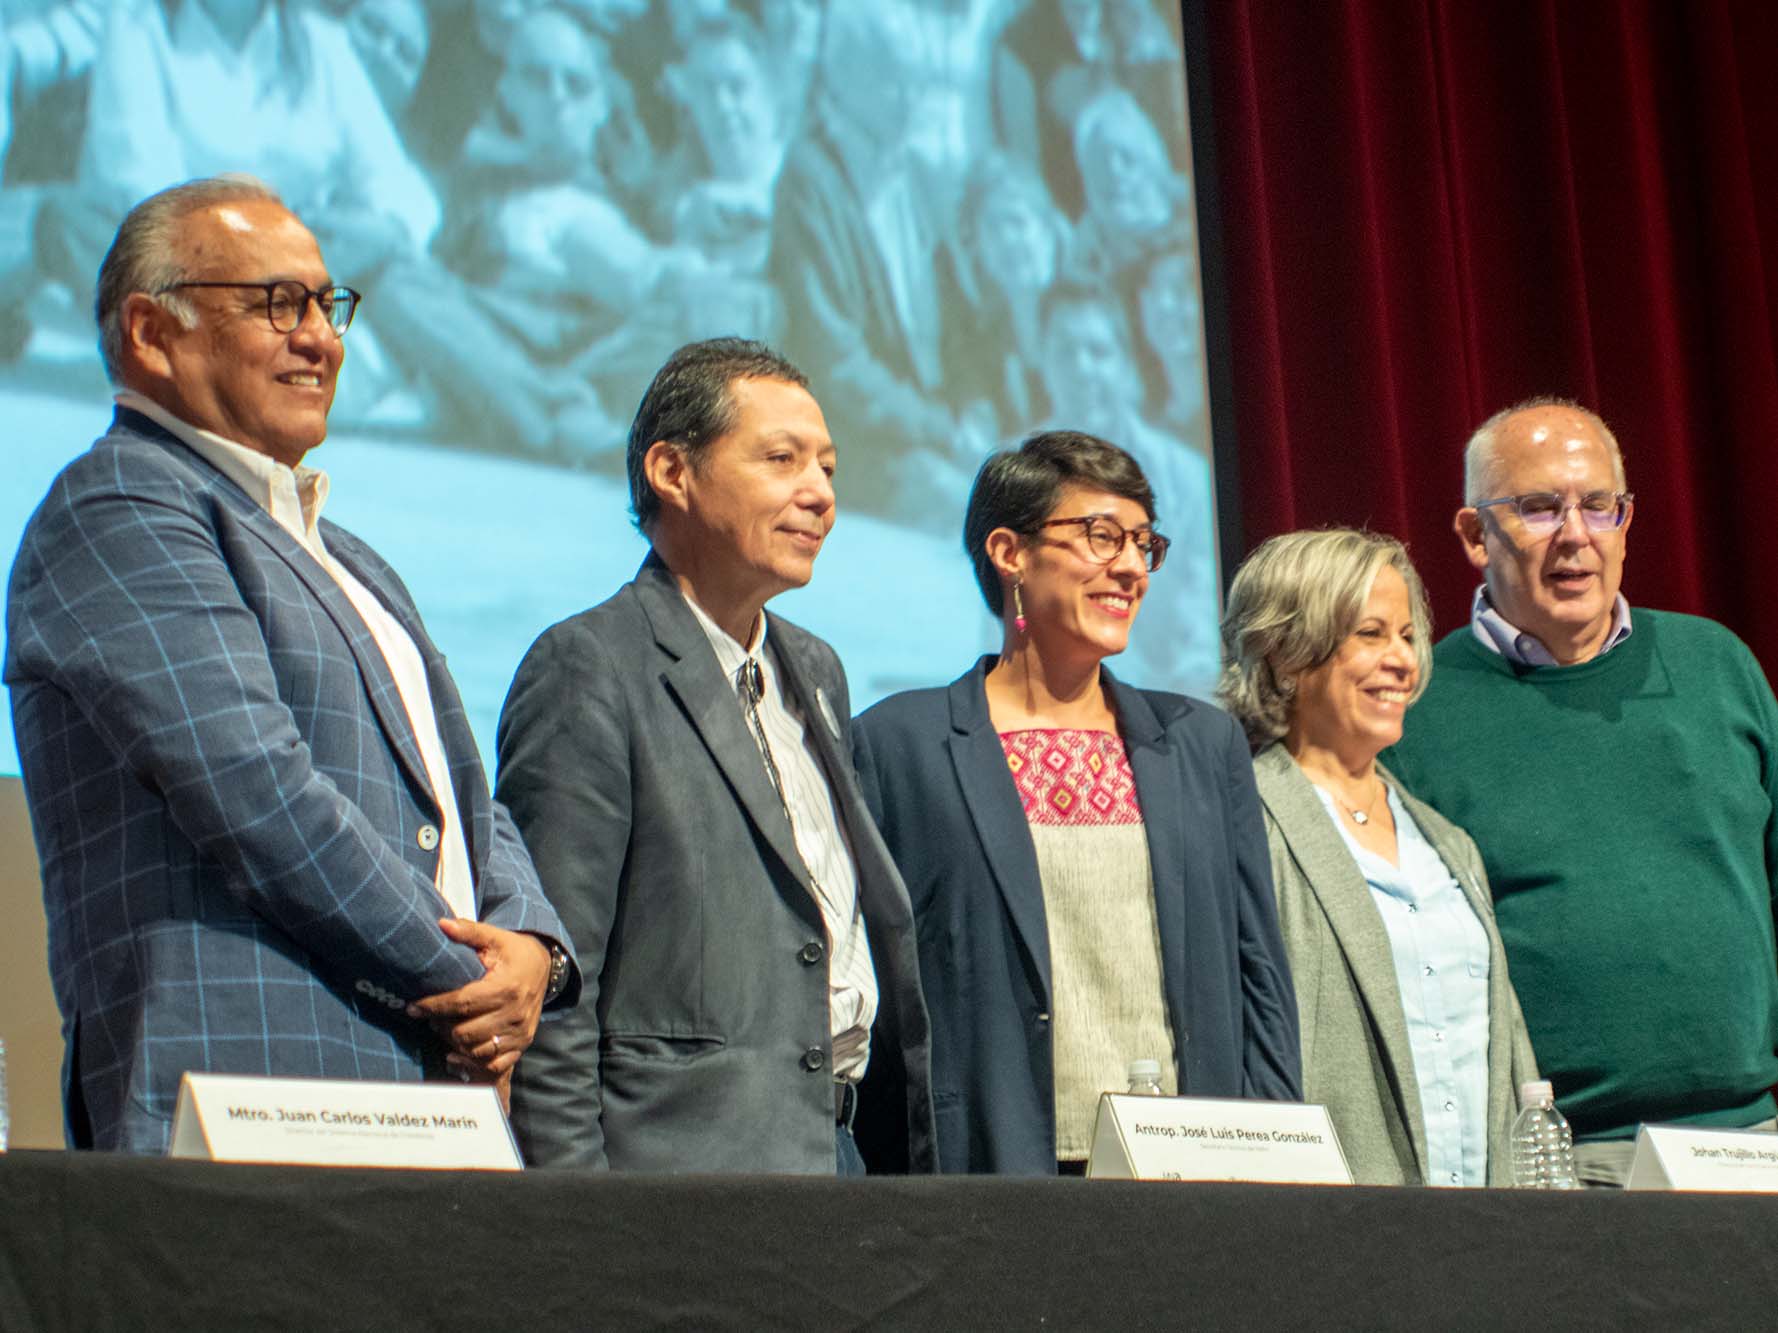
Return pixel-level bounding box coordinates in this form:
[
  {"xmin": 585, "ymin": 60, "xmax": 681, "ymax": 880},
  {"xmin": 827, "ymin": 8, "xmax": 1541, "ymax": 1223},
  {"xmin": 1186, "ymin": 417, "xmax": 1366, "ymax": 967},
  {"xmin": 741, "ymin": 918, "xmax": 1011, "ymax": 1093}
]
[{"xmin": 5, "ymin": 409, "xmax": 569, "ymax": 1152}]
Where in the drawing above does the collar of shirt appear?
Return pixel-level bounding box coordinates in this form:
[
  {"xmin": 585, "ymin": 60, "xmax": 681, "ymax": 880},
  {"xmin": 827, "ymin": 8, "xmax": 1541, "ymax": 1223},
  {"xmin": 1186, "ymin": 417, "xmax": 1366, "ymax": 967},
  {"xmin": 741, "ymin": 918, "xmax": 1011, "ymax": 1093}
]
[
  {"xmin": 682, "ymin": 591, "xmax": 766, "ymax": 683},
  {"xmin": 116, "ymin": 390, "xmax": 330, "ymax": 555},
  {"xmin": 1468, "ymin": 585, "xmax": 1633, "ymax": 666}
]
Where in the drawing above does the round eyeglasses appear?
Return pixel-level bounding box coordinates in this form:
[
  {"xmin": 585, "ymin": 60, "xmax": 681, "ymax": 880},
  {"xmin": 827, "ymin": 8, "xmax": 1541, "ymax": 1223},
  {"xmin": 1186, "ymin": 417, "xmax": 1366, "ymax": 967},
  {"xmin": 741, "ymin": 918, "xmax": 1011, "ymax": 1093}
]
[
  {"xmin": 159, "ymin": 280, "xmax": 361, "ymax": 335},
  {"xmin": 1473, "ymin": 490, "xmax": 1633, "ymax": 536},
  {"xmin": 1034, "ymin": 515, "xmax": 1170, "ymax": 571}
]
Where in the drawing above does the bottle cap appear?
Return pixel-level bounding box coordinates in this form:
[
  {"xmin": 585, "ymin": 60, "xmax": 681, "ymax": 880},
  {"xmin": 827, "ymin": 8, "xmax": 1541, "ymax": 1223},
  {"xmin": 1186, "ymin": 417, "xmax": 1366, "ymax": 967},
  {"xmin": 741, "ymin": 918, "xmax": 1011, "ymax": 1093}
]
[
  {"xmin": 1127, "ymin": 1059, "xmax": 1162, "ymax": 1080},
  {"xmin": 1518, "ymin": 1080, "xmax": 1554, "ymax": 1110}
]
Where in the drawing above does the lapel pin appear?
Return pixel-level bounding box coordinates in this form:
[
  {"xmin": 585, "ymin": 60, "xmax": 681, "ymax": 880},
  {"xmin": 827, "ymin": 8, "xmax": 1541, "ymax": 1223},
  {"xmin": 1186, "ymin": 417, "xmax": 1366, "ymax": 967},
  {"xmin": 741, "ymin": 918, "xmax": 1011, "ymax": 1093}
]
[{"xmin": 815, "ymin": 686, "xmax": 842, "ymax": 741}]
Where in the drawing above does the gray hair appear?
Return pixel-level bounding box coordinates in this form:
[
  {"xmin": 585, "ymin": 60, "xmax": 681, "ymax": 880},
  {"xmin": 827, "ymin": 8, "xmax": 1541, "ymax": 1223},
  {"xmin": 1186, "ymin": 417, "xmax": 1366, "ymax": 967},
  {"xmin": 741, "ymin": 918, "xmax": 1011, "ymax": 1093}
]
[
  {"xmin": 1217, "ymin": 528, "xmax": 1433, "ymax": 749},
  {"xmin": 1463, "ymin": 395, "xmax": 1627, "ymax": 503},
  {"xmin": 95, "ymin": 174, "xmax": 285, "ymax": 383}
]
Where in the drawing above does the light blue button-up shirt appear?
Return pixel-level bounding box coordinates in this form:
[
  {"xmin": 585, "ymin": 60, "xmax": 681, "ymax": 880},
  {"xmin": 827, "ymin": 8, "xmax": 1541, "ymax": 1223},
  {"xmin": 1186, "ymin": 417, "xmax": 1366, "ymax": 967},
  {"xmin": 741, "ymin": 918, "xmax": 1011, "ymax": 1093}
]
[{"xmin": 1315, "ymin": 786, "xmax": 1492, "ymax": 1186}]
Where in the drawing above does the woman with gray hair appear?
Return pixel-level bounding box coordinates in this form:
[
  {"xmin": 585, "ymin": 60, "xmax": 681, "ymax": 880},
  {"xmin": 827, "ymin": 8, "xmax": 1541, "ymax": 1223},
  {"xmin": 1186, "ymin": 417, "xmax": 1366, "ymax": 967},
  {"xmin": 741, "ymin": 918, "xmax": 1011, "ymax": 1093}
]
[{"xmin": 1218, "ymin": 528, "xmax": 1536, "ymax": 1187}]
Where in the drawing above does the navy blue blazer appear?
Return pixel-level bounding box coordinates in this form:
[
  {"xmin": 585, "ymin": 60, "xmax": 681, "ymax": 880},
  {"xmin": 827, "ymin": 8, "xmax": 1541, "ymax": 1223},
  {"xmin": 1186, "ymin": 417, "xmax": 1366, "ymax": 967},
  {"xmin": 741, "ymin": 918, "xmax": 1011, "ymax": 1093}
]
[
  {"xmin": 5, "ymin": 409, "xmax": 572, "ymax": 1151},
  {"xmin": 852, "ymin": 657, "xmax": 1302, "ymax": 1174}
]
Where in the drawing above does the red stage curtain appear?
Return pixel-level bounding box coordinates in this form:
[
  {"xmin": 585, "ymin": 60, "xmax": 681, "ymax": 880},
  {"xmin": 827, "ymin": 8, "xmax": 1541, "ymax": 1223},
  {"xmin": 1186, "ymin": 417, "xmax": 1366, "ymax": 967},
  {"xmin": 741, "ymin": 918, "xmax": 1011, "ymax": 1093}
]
[{"xmin": 1204, "ymin": 0, "xmax": 1778, "ymax": 671}]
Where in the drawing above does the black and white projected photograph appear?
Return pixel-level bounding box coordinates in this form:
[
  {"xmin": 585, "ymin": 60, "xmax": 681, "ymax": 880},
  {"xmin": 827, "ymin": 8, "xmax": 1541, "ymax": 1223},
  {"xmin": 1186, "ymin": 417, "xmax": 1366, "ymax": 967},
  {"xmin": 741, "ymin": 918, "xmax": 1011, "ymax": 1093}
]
[{"xmin": 0, "ymin": 0, "xmax": 1218, "ymax": 770}]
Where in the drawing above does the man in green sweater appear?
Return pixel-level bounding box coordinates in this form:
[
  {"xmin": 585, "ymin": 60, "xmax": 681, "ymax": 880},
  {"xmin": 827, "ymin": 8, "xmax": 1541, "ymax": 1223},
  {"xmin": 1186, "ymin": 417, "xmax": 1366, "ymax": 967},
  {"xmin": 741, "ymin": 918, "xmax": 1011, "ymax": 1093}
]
[{"xmin": 1386, "ymin": 398, "xmax": 1778, "ymax": 1187}]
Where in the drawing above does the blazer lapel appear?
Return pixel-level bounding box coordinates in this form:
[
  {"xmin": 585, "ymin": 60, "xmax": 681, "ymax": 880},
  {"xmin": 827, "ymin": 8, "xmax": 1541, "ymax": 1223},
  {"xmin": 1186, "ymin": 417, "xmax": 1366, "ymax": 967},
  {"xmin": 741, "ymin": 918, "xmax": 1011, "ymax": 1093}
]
[
  {"xmin": 314, "ymin": 531, "xmax": 442, "ymax": 799},
  {"xmin": 768, "ymin": 617, "xmax": 844, "ymax": 781},
  {"xmin": 946, "ymin": 659, "xmax": 1052, "ymax": 1004},
  {"xmin": 1255, "ymin": 744, "xmax": 1428, "ymax": 1174},
  {"xmin": 326, "ymin": 525, "xmax": 493, "ymax": 887},
  {"xmin": 634, "ymin": 559, "xmax": 813, "ymax": 905},
  {"xmin": 161, "ymin": 433, "xmax": 435, "ymax": 805},
  {"xmin": 1103, "ymin": 672, "xmax": 1192, "ymax": 1080},
  {"xmin": 769, "ymin": 622, "xmax": 866, "ymax": 852}
]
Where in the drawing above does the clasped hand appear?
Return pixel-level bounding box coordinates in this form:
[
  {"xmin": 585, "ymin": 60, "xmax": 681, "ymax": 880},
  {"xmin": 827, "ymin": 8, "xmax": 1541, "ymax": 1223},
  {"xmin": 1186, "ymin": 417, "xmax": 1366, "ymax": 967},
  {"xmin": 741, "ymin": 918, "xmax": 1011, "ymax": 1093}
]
[{"xmin": 408, "ymin": 919, "xmax": 552, "ymax": 1101}]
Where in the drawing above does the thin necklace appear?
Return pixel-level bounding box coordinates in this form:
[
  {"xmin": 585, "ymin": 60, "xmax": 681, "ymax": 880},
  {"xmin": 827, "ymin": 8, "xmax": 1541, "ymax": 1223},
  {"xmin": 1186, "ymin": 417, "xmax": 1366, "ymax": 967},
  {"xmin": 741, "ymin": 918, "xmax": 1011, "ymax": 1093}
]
[{"xmin": 1329, "ymin": 779, "xmax": 1385, "ymax": 826}]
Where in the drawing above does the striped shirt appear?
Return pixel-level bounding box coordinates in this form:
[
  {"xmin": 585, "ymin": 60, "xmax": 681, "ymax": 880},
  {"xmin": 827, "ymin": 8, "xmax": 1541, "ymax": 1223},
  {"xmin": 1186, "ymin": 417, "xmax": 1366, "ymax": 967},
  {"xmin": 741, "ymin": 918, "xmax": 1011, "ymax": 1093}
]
[{"xmin": 684, "ymin": 595, "xmax": 877, "ymax": 1084}]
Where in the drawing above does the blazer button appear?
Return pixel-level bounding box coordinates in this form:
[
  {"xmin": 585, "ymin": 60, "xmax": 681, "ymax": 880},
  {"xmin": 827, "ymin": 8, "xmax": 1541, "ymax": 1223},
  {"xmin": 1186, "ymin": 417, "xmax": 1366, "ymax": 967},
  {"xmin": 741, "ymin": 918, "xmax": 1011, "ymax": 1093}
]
[
  {"xmin": 801, "ymin": 1047, "xmax": 825, "ymax": 1072},
  {"xmin": 416, "ymin": 824, "xmax": 440, "ymax": 852},
  {"xmin": 799, "ymin": 940, "xmax": 824, "ymax": 965}
]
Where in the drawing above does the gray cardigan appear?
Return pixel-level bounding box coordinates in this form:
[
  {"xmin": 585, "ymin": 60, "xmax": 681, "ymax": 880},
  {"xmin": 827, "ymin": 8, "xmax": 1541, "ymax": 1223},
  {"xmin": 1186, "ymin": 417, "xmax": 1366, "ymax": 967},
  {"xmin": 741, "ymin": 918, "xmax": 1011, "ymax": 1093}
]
[{"xmin": 1252, "ymin": 743, "xmax": 1537, "ymax": 1186}]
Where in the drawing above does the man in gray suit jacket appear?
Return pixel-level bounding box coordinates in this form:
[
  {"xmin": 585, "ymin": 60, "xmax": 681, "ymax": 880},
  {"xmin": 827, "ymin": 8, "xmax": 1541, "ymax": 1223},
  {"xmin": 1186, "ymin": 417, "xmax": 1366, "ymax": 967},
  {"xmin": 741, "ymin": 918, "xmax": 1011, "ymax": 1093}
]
[
  {"xmin": 497, "ymin": 338, "xmax": 936, "ymax": 1174},
  {"xmin": 5, "ymin": 177, "xmax": 575, "ymax": 1152}
]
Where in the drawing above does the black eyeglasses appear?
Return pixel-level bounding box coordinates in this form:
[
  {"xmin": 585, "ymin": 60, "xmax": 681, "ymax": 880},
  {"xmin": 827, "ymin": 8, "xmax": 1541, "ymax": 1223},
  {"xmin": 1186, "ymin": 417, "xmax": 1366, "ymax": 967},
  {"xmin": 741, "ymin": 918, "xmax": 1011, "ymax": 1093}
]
[
  {"xmin": 1473, "ymin": 490, "xmax": 1633, "ymax": 536},
  {"xmin": 1034, "ymin": 515, "xmax": 1170, "ymax": 571},
  {"xmin": 159, "ymin": 280, "xmax": 361, "ymax": 335}
]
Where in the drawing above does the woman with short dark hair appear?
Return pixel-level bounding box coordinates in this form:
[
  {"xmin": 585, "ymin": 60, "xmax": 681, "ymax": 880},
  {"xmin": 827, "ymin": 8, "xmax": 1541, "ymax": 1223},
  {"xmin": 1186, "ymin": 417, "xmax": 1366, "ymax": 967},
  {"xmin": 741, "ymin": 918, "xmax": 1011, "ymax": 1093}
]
[{"xmin": 853, "ymin": 430, "xmax": 1301, "ymax": 1175}]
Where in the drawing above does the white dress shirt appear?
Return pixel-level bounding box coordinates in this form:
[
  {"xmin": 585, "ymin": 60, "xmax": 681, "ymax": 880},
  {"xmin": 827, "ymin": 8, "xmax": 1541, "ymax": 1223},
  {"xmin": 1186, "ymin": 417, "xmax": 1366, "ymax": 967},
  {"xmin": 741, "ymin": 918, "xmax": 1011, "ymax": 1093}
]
[
  {"xmin": 684, "ymin": 594, "xmax": 878, "ymax": 1084},
  {"xmin": 117, "ymin": 391, "xmax": 476, "ymax": 920}
]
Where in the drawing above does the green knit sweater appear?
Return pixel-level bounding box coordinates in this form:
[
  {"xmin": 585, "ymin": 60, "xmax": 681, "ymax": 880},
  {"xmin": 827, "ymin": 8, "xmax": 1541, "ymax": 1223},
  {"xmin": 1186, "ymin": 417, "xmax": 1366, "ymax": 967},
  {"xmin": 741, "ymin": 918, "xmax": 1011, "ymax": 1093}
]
[{"xmin": 1385, "ymin": 609, "xmax": 1778, "ymax": 1140}]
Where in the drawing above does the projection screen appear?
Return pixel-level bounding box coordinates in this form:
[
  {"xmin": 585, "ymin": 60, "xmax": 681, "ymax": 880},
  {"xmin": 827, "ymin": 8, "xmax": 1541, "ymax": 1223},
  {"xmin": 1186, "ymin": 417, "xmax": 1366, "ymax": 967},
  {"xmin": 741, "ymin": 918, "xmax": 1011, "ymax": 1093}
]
[{"xmin": 0, "ymin": 0, "xmax": 1218, "ymax": 774}]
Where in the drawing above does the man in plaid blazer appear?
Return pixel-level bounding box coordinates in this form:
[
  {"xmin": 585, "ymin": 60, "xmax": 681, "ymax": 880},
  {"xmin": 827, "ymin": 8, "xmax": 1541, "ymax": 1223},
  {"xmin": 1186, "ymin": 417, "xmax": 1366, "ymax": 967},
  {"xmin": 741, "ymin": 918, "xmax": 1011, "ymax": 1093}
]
[{"xmin": 4, "ymin": 176, "xmax": 576, "ymax": 1153}]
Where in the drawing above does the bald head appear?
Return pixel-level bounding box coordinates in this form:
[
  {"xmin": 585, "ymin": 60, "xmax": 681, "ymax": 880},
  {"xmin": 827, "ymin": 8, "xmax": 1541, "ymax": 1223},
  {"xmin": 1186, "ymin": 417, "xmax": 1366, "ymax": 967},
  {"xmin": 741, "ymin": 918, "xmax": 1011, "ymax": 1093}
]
[{"xmin": 1464, "ymin": 398, "xmax": 1626, "ymax": 504}]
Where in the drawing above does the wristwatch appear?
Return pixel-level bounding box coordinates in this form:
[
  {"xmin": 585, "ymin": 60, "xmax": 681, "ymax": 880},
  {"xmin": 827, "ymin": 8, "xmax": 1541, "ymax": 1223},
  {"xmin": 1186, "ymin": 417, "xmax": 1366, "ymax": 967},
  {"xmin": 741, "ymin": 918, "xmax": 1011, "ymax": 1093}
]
[{"xmin": 543, "ymin": 940, "xmax": 571, "ymax": 1005}]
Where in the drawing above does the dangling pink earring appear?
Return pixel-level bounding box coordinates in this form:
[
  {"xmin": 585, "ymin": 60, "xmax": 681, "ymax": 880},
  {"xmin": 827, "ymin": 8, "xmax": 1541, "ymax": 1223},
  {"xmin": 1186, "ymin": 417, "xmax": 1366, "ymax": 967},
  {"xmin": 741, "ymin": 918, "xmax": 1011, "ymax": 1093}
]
[{"xmin": 1012, "ymin": 577, "xmax": 1027, "ymax": 634}]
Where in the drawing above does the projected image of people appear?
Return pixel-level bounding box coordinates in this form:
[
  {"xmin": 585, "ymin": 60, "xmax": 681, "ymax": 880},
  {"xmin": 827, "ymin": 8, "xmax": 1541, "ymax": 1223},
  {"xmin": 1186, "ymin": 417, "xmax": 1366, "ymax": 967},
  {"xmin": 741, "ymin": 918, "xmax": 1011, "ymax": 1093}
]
[
  {"xmin": 345, "ymin": 0, "xmax": 429, "ymax": 120},
  {"xmin": 0, "ymin": 0, "xmax": 1220, "ymax": 773},
  {"xmin": 4, "ymin": 0, "xmax": 437, "ymax": 385},
  {"xmin": 1037, "ymin": 279, "xmax": 1217, "ymax": 686},
  {"xmin": 400, "ymin": 6, "xmax": 646, "ymax": 460}
]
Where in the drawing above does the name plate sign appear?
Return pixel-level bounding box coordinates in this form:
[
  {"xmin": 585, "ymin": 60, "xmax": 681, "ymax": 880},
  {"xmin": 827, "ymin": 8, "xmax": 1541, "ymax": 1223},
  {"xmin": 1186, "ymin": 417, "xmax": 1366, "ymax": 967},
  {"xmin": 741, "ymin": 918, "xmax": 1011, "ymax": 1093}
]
[
  {"xmin": 1087, "ymin": 1094, "xmax": 1352, "ymax": 1184},
  {"xmin": 168, "ymin": 1073, "xmax": 522, "ymax": 1170},
  {"xmin": 1626, "ymin": 1124, "xmax": 1778, "ymax": 1192}
]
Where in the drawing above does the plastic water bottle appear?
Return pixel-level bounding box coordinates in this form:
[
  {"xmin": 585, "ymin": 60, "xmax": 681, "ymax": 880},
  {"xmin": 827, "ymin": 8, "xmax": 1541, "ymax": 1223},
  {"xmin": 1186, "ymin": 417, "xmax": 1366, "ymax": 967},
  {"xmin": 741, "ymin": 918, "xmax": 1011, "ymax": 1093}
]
[
  {"xmin": 1126, "ymin": 1059, "xmax": 1164, "ymax": 1096},
  {"xmin": 1510, "ymin": 1080, "xmax": 1577, "ymax": 1188}
]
